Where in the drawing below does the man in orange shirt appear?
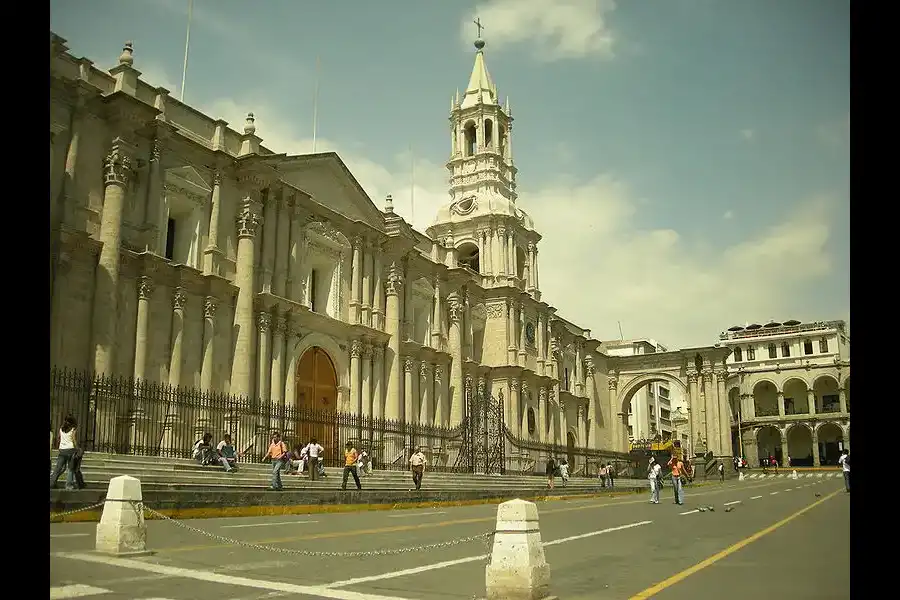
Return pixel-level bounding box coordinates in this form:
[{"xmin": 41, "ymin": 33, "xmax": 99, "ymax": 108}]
[
  {"xmin": 667, "ymin": 453, "xmax": 686, "ymax": 505},
  {"xmin": 342, "ymin": 442, "xmax": 362, "ymax": 491},
  {"xmin": 266, "ymin": 432, "xmax": 289, "ymax": 491}
]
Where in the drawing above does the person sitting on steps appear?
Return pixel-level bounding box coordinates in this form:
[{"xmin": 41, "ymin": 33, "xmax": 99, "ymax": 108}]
[
  {"xmin": 216, "ymin": 433, "xmax": 240, "ymax": 473},
  {"xmin": 192, "ymin": 433, "xmax": 217, "ymax": 466}
]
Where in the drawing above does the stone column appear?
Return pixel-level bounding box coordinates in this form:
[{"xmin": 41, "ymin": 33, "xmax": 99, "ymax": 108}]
[
  {"xmin": 431, "ymin": 276, "xmax": 442, "ymax": 349},
  {"xmin": 839, "ymin": 386, "xmax": 848, "ymax": 413},
  {"xmin": 372, "ymin": 345, "xmax": 385, "ymax": 419},
  {"xmin": 609, "ymin": 372, "xmax": 623, "ymax": 452},
  {"xmin": 133, "ymin": 276, "xmax": 154, "ymax": 382},
  {"xmin": 372, "ymin": 250, "xmax": 384, "ymax": 330},
  {"xmin": 532, "ymin": 247, "xmax": 540, "ymax": 293},
  {"xmin": 61, "ymin": 103, "xmax": 83, "ymax": 207},
  {"xmin": 448, "ymin": 293, "xmax": 465, "ymax": 426},
  {"xmin": 350, "ymin": 236, "xmax": 362, "ymax": 323},
  {"xmin": 288, "ymin": 204, "xmax": 303, "ymax": 303},
  {"xmin": 362, "ymin": 242, "xmax": 373, "ymax": 326},
  {"xmin": 230, "ymin": 201, "xmax": 261, "ymax": 398},
  {"xmin": 701, "ymin": 368, "xmax": 714, "ymax": 451},
  {"xmin": 270, "ymin": 312, "xmax": 286, "ymax": 407},
  {"xmin": 509, "ymin": 378, "xmax": 520, "ymax": 438},
  {"xmin": 403, "ymin": 260, "xmax": 413, "ymax": 340},
  {"xmin": 203, "ymin": 171, "xmax": 223, "ymax": 275},
  {"xmin": 361, "ymin": 342, "xmax": 373, "ymax": 418},
  {"xmin": 585, "ymin": 357, "xmax": 597, "ymax": 448},
  {"xmin": 507, "ymin": 229, "xmax": 515, "ymax": 282},
  {"xmin": 462, "ymin": 288, "xmax": 472, "ymax": 358},
  {"xmin": 273, "ymin": 193, "xmax": 291, "ymax": 297},
  {"xmin": 260, "ymin": 191, "xmax": 277, "ymax": 293},
  {"xmin": 538, "ymin": 387, "xmax": 548, "ymax": 443},
  {"xmin": 715, "ymin": 367, "xmax": 730, "ymax": 457},
  {"xmin": 778, "ymin": 391, "xmax": 786, "ymax": 417},
  {"xmin": 807, "ymin": 389, "xmax": 817, "ymax": 416},
  {"xmin": 526, "ymin": 243, "xmax": 535, "ymax": 291},
  {"xmin": 200, "ymin": 297, "xmax": 218, "ymax": 391},
  {"xmin": 780, "ymin": 432, "xmax": 789, "ymax": 468},
  {"xmin": 812, "ymin": 429, "xmax": 820, "ymax": 466},
  {"xmin": 91, "ymin": 139, "xmax": 134, "ymax": 375},
  {"xmin": 350, "ymin": 340, "xmax": 362, "ymax": 415},
  {"xmin": 420, "ymin": 362, "xmax": 433, "ymax": 425},
  {"xmin": 537, "ymin": 312, "xmax": 546, "ymax": 375},
  {"xmin": 384, "ymin": 264, "xmax": 404, "ymax": 420},
  {"xmin": 744, "ymin": 392, "xmax": 755, "ymax": 419},
  {"xmin": 477, "ymin": 229, "xmax": 485, "ymax": 274},
  {"xmin": 518, "ymin": 302, "xmax": 526, "ymax": 363},
  {"xmin": 575, "ymin": 342, "xmax": 584, "ymax": 396},
  {"xmin": 256, "ymin": 312, "xmax": 272, "ymax": 401},
  {"xmin": 507, "ymin": 299, "xmax": 517, "ymax": 364},
  {"xmin": 433, "ymin": 365, "xmax": 445, "ymax": 427},
  {"xmin": 485, "ymin": 227, "xmax": 494, "ymax": 278},
  {"xmin": 404, "ymin": 357, "xmax": 415, "ymax": 423},
  {"xmin": 497, "ymin": 226, "xmax": 507, "ymax": 277},
  {"xmin": 168, "ymin": 288, "xmax": 187, "ymax": 387},
  {"xmin": 520, "ymin": 381, "xmax": 530, "ymax": 438},
  {"xmin": 577, "ymin": 405, "xmax": 586, "ymax": 448},
  {"xmin": 686, "ymin": 369, "xmax": 699, "ymax": 453}
]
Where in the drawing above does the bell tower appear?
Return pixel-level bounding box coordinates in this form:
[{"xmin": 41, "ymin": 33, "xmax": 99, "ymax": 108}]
[{"xmin": 447, "ymin": 34, "xmax": 517, "ymax": 207}]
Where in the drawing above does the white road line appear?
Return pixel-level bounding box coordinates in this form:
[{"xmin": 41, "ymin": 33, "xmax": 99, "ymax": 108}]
[
  {"xmin": 680, "ymin": 509, "xmax": 700, "ymax": 515},
  {"xmin": 50, "ymin": 585, "xmax": 110, "ymax": 599},
  {"xmin": 323, "ymin": 520, "xmax": 653, "ymax": 589},
  {"xmin": 784, "ymin": 488, "xmax": 792, "ymax": 492},
  {"xmin": 724, "ymin": 501, "xmax": 741, "ymax": 506},
  {"xmin": 220, "ymin": 520, "xmax": 318, "ymax": 529},
  {"xmin": 770, "ymin": 491, "xmax": 779, "ymax": 495},
  {"xmin": 51, "ymin": 533, "xmax": 91, "ymax": 538},
  {"xmin": 387, "ymin": 511, "xmax": 446, "ymax": 518},
  {"xmin": 53, "ymin": 554, "xmax": 411, "ymax": 600},
  {"xmin": 751, "ymin": 495, "xmax": 763, "ymax": 500}
]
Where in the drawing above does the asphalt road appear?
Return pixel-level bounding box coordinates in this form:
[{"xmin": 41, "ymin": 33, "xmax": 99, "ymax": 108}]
[{"xmin": 50, "ymin": 475, "xmax": 849, "ymax": 599}]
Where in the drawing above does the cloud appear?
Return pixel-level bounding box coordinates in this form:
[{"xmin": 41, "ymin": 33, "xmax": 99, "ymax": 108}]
[
  {"xmin": 740, "ymin": 128, "xmax": 755, "ymax": 141},
  {"xmin": 816, "ymin": 114, "xmax": 849, "ymax": 149},
  {"xmin": 466, "ymin": 0, "xmax": 617, "ymax": 61},
  {"xmin": 176, "ymin": 85, "xmax": 843, "ymax": 350},
  {"xmin": 137, "ymin": 62, "xmax": 180, "ymax": 97},
  {"xmin": 723, "ymin": 210, "xmax": 734, "ymax": 220}
]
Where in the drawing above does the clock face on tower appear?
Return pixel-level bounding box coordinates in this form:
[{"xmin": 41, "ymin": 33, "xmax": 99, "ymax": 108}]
[{"xmin": 525, "ymin": 322, "xmax": 536, "ymax": 345}]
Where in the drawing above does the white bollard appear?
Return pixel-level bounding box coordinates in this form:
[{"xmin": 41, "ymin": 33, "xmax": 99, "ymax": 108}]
[
  {"xmin": 738, "ymin": 471, "xmax": 745, "ymax": 481},
  {"xmin": 791, "ymin": 470, "xmax": 798, "ymax": 480},
  {"xmin": 484, "ymin": 499, "xmax": 557, "ymax": 600},
  {"xmin": 95, "ymin": 475, "xmax": 150, "ymax": 556}
]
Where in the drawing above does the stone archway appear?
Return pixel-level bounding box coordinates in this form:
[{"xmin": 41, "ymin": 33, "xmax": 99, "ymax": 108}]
[
  {"xmin": 756, "ymin": 426, "xmax": 782, "ymax": 468},
  {"xmin": 616, "ymin": 371, "xmax": 689, "ymax": 454},
  {"xmin": 289, "ymin": 345, "xmax": 340, "ymax": 451},
  {"xmin": 752, "ymin": 380, "xmax": 778, "ymax": 417},
  {"xmin": 787, "ymin": 424, "xmax": 814, "ymax": 467},
  {"xmin": 813, "ymin": 375, "xmax": 840, "ymax": 414},
  {"xmin": 816, "ymin": 422, "xmax": 844, "ymax": 465},
  {"xmin": 783, "ymin": 378, "xmax": 809, "ymax": 415}
]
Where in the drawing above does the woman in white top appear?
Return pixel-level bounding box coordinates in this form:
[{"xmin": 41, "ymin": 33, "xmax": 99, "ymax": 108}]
[{"xmin": 50, "ymin": 415, "xmax": 78, "ymax": 490}]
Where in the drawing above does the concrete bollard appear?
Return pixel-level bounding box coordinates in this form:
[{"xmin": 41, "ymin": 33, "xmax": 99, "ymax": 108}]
[
  {"xmin": 95, "ymin": 475, "xmax": 150, "ymax": 556},
  {"xmin": 738, "ymin": 471, "xmax": 745, "ymax": 481},
  {"xmin": 791, "ymin": 470, "xmax": 798, "ymax": 480},
  {"xmin": 484, "ymin": 499, "xmax": 557, "ymax": 600}
]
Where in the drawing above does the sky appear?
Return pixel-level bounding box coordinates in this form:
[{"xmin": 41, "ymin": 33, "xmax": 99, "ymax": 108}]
[{"xmin": 50, "ymin": 0, "xmax": 850, "ymax": 349}]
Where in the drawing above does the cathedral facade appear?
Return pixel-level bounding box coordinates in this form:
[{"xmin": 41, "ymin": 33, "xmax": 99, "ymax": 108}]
[{"xmin": 50, "ymin": 32, "xmax": 733, "ymax": 459}]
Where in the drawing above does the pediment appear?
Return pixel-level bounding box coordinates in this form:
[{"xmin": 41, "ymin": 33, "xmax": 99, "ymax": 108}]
[{"xmin": 277, "ymin": 154, "xmax": 386, "ymax": 232}]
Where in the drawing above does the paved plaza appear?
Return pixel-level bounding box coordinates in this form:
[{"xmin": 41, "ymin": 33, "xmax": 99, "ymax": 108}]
[{"xmin": 50, "ymin": 477, "xmax": 849, "ymax": 599}]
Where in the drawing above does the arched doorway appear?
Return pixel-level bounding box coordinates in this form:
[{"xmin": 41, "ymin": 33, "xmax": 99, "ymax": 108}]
[
  {"xmin": 817, "ymin": 422, "xmax": 844, "ymax": 465},
  {"xmin": 787, "ymin": 424, "xmax": 814, "ymax": 467},
  {"xmin": 294, "ymin": 347, "xmax": 338, "ymax": 451},
  {"xmin": 752, "ymin": 381, "xmax": 778, "ymax": 417},
  {"xmin": 783, "ymin": 378, "xmax": 809, "ymax": 415},
  {"xmin": 813, "ymin": 376, "xmax": 840, "ymax": 414},
  {"xmin": 756, "ymin": 426, "xmax": 782, "ymax": 467},
  {"xmin": 566, "ymin": 431, "xmax": 577, "ymax": 469},
  {"xmin": 617, "ymin": 373, "xmax": 688, "ymax": 454}
]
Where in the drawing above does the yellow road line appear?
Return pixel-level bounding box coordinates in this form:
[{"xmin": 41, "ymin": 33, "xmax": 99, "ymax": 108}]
[
  {"xmin": 151, "ymin": 479, "xmax": 785, "ymax": 554},
  {"xmin": 628, "ymin": 488, "xmax": 843, "ymax": 599}
]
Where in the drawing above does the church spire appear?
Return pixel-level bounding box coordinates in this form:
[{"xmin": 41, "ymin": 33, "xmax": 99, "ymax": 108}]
[{"xmin": 462, "ymin": 30, "xmax": 497, "ymax": 109}]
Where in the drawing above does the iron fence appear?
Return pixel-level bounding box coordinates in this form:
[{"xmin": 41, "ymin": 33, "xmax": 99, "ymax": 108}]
[
  {"xmin": 49, "ymin": 367, "xmax": 469, "ymax": 473},
  {"xmin": 502, "ymin": 428, "xmax": 634, "ymax": 479}
]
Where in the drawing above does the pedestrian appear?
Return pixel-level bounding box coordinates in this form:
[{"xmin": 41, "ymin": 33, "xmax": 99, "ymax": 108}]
[
  {"xmin": 357, "ymin": 449, "xmax": 371, "ymax": 476},
  {"xmin": 341, "ymin": 442, "xmax": 362, "ymax": 491},
  {"xmin": 649, "ymin": 458, "xmax": 662, "ymax": 504},
  {"xmin": 409, "ymin": 446, "xmax": 427, "ymax": 490},
  {"xmin": 305, "ymin": 438, "xmax": 325, "ymax": 481},
  {"xmin": 667, "ymin": 453, "xmax": 687, "ymax": 505},
  {"xmin": 50, "ymin": 414, "xmax": 78, "ymax": 490},
  {"xmin": 192, "ymin": 433, "xmax": 216, "ymax": 465},
  {"xmin": 607, "ymin": 463, "xmax": 616, "ymax": 489},
  {"xmin": 838, "ymin": 449, "xmax": 850, "ymax": 492},
  {"xmin": 546, "ymin": 456, "xmax": 557, "ymax": 489},
  {"xmin": 559, "ymin": 458, "xmax": 569, "ymax": 486},
  {"xmin": 598, "ymin": 463, "xmax": 607, "ymax": 488},
  {"xmin": 266, "ymin": 432, "xmax": 289, "ymax": 491},
  {"xmin": 216, "ymin": 433, "xmax": 239, "ymax": 473},
  {"xmin": 718, "ymin": 462, "xmax": 725, "ymax": 482}
]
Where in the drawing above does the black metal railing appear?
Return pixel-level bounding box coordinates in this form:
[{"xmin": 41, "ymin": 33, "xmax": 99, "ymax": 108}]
[
  {"xmin": 49, "ymin": 367, "xmax": 468, "ymax": 473},
  {"xmin": 501, "ymin": 428, "xmax": 633, "ymax": 478}
]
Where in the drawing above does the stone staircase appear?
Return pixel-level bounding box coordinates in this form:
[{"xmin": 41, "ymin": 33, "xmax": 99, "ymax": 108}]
[{"xmin": 51, "ymin": 451, "xmax": 646, "ymax": 493}]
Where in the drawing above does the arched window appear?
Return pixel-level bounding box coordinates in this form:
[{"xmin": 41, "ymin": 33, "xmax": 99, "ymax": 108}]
[
  {"xmin": 484, "ymin": 119, "xmax": 493, "ymax": 148},
  {"xmin": 768, "ymin": 344, "xmax": 777, "ymax": 359},
  {"xmin": 464, "ymin": 122, "xmax": 476, "ymax": 156},
  {"xmin": 734, "ymin": 347, "xmax": 743, "ymax": 362}
]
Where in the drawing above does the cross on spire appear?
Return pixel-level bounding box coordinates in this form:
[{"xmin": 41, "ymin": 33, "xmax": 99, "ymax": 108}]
[{"xmin": 473, "ymin": 17, "xmax": 485, "ymax": 39}]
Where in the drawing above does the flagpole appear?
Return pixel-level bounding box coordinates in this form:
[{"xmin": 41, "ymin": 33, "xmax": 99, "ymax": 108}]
[
  {"xmin": 180, "ymin": 0, "xmax": 194, "ymax": 102},
  {"xmin": 312, "ymin": 56, "xmax": 321, "ymax": 152}
]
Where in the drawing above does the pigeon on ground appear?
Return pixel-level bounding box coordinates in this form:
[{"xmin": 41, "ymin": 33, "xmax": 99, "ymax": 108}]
[
  {"xmin": 815, "ymin": 493, "xmax": 822, "ymax": 497},
  {"xmin": 698, "ymin": 507, "xmax": 707, "ymax": 512},
  {"xmin": 724, "ymin": 506, "xmax": 734, "ymax": 513},
  {"xmin": 706, "ymin": 506, "xmax": 715, "ymax": 512}
]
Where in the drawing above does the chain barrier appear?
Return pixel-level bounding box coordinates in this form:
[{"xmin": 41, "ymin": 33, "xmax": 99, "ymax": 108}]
[
  {"xmin": 50, "ymin": 501, "xmax": 107, "ymax": 521},
  {"xmin": 140, "ymin": 503, "xmax": 495, "ymax": 558}
]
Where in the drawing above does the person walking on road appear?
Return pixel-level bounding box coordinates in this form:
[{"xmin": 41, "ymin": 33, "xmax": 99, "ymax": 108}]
[
  {"xmin": 668, "ymin": 454, "xmax": 687, "ymax": 505},
  {"xmin": 718, "ymin": 462, "xmax": 725, "ymax": 482},
  {"xmin": 50, "ymin": 414, "xmax": 79, "ymax": 490},
  {"xmin": 341, "ymin": 442, "xmax": 362, "ymax": 491},
  {"xmin": 305, "ymin": 438, "xmax": 324, "ymax": 481},
  {"xmin": 266, "ymin": 432, "xmax": 289, "ymax": 491},
  {"xmin": 598, "ymin": 463, "xmax": 607, "ymax": 488},
  {"xmin": 546, "ymin": 456, "xmax": 557, "ymax": 489},
  {"xmin": 559, "ymin": 458, "xmax": 570, "ymax": 487},
  {"xmin": 649, "ymin": 458, "xmax": 662, "ymax": 504},
  {"xmin": 606, "ymin": 463, "xmax": 616, "ymax": 489},
  {"xmin": 409, "ymin": 447, "xmax": 427, "ymax": 490},
  {"xmin": 838, "ymin": 448, "xmax": 850, "ymax": 492}
]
